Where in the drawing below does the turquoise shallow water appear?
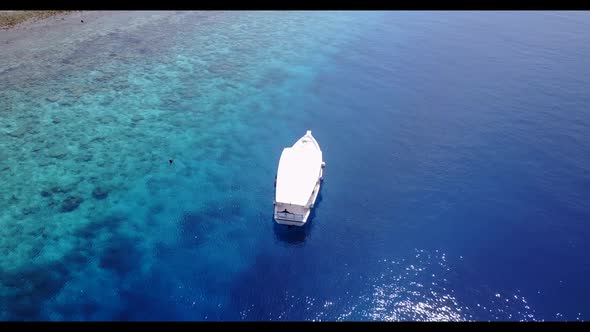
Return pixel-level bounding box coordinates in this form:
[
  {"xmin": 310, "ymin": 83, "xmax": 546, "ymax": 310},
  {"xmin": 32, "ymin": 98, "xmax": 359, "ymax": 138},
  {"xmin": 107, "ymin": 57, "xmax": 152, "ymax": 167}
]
[
  {"xmin": 1, "ymin": 11, "xmax": 590, "ymax": 321},
  {"xmin": 0, "ymin": 11, "xmax": 380, "ymax": 320}
]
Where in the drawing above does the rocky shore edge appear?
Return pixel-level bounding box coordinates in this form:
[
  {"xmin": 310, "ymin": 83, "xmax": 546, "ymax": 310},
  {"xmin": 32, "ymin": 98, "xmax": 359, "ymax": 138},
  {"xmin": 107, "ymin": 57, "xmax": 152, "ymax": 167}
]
[{"xmin": 0, "ymin": 10, "xmax": 75, "ymax": 30}]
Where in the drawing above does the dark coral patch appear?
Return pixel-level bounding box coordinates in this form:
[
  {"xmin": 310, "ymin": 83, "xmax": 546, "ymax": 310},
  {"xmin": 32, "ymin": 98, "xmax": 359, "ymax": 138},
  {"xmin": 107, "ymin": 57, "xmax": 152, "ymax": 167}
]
[
  {"xmin": 91, "ymin": 186, "xmax": 109, "ymax": 200},
  {"xmin": 2, "ymin": 261, "xmax": 70, "ymax": 320},
  {"xmin": 178, "ymin": 212, "xmax": 215, "ymax": 248},
  {"xmin": 98, "ymin": 233, "xmax": 142, "ymax": 276},
  {"xmin": 60, "ymin": 196, "xmax": 83, "ymax": 213}
]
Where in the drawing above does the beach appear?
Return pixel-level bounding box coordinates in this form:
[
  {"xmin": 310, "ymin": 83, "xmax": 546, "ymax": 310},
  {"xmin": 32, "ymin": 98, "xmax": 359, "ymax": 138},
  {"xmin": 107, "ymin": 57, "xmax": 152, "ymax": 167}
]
[{"xmin": 0, "ymin": 11, "xmax": 72, "ymax": 30}]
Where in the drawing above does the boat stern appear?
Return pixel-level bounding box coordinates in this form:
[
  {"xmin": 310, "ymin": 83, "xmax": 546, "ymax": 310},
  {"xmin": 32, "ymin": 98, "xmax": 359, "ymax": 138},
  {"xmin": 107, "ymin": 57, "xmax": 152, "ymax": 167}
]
[{"xmin": 273, "ymin": 202, "xmax": 309, "ymax": 226}]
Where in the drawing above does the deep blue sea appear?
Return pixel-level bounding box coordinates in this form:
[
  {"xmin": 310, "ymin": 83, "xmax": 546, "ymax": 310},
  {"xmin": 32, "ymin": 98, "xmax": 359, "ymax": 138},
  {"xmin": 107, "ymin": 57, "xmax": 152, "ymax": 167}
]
[{"xmin": 1, "ymin": 11, "xmax": 589, "ymax": 321}]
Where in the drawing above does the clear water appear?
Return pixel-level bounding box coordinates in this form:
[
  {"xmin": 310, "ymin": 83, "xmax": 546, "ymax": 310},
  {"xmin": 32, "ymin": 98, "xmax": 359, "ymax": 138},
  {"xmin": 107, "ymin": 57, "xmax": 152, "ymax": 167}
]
[{"xmin": 1, "ymin": 11, "xmax": 589, "ymax": 321}]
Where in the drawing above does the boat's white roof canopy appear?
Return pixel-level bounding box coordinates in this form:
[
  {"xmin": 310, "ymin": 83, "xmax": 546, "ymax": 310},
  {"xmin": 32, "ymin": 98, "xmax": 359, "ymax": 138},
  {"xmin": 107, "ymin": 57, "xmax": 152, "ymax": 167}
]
[{"xmin": 275, "ymin": 133, "xmax": 322, "ymax": 207}]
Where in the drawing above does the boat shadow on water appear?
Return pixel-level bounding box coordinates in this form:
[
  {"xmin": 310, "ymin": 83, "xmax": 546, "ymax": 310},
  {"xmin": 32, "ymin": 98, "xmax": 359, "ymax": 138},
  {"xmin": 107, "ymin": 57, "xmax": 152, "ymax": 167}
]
[{"xmin": 272, "ymin": 191, "xmax": 324, "ymax": 245}]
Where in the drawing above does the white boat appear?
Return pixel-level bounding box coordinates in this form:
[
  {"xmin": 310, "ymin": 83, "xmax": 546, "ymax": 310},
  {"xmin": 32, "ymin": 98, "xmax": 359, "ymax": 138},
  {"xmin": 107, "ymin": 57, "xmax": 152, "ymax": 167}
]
[{"xmin": 274, "ymin": 130, "xmax": 325, "ymax": 226}]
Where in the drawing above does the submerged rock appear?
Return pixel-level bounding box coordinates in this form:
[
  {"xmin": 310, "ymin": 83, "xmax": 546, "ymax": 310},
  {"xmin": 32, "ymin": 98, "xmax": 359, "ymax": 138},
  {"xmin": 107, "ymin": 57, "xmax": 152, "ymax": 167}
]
[
  {"xmin": 31, "ymin": 144, "xmax": 44, "ymax": 152},
  {"xmin": 92, "ymin": 186, "xmax": 109, "ymax": 200},
  {"xmin": 70, "ymin": 87, "xmax": 85, "ymax": 99},
  {"xmin": 99, "ymin": 97, "xmax": 113, "ymax": 106},
  {"xmin": 38, "ymin": 159, "xmax": 54, "ymax": 167},
  {"xmin": 60, "ymin": 196, "xmax": 83, "ymax": 213},
  {"xmin": 49, "ymin": 183, "xmax": 75, "ymax": 194},
  {"xmin": 21, "ymin": 206, "xmax": 40, "ymax": 216},
  {"xmin": 8, "ymin": 127, "xmax": 28, "ymax": 138},
  {"xmin": 9, "ymin": 194, "xmax": 19, "ymax": 204},
  {"xmin": 89, "ymin": 135, "xmax": 107, "ymax": 143},
  {"xmin": 96, "ymin": 115, "xmax": 117, "ymax": 124},
  {"xmin": 46, "ymin": 95, "xmax": 61, "ymax": 102},
  {"xmin": 47, "ymin": 146, "xmax": 68, "ymax": 159},
  {"xmin": 58, "ymin": 99, "xmax": 73, "ymax": 107},
  {"xmin": 75, "ymin": 154, "xmax": 93, "ymax": 163}
]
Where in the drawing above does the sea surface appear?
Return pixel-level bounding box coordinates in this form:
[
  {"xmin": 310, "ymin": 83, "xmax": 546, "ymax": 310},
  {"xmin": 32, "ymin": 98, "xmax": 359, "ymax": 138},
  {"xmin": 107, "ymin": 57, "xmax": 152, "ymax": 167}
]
[{"xmin": 1, "ymin": 11, "xmax": 589, "ymax": 321}]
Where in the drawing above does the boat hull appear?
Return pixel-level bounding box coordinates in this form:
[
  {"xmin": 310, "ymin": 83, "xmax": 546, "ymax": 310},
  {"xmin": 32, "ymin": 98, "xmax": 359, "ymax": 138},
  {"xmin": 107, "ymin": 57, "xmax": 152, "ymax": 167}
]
[{"xmin": 274, "ymin": 131, "xmax": 324, "ymax": 226}]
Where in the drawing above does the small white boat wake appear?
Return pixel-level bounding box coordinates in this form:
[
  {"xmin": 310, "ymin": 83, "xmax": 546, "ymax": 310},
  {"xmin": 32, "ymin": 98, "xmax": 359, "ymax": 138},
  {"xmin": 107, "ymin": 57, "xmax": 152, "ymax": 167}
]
[{"xmin": 274, "ymin": 130, "xmax": 325, "ymax": 226}]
